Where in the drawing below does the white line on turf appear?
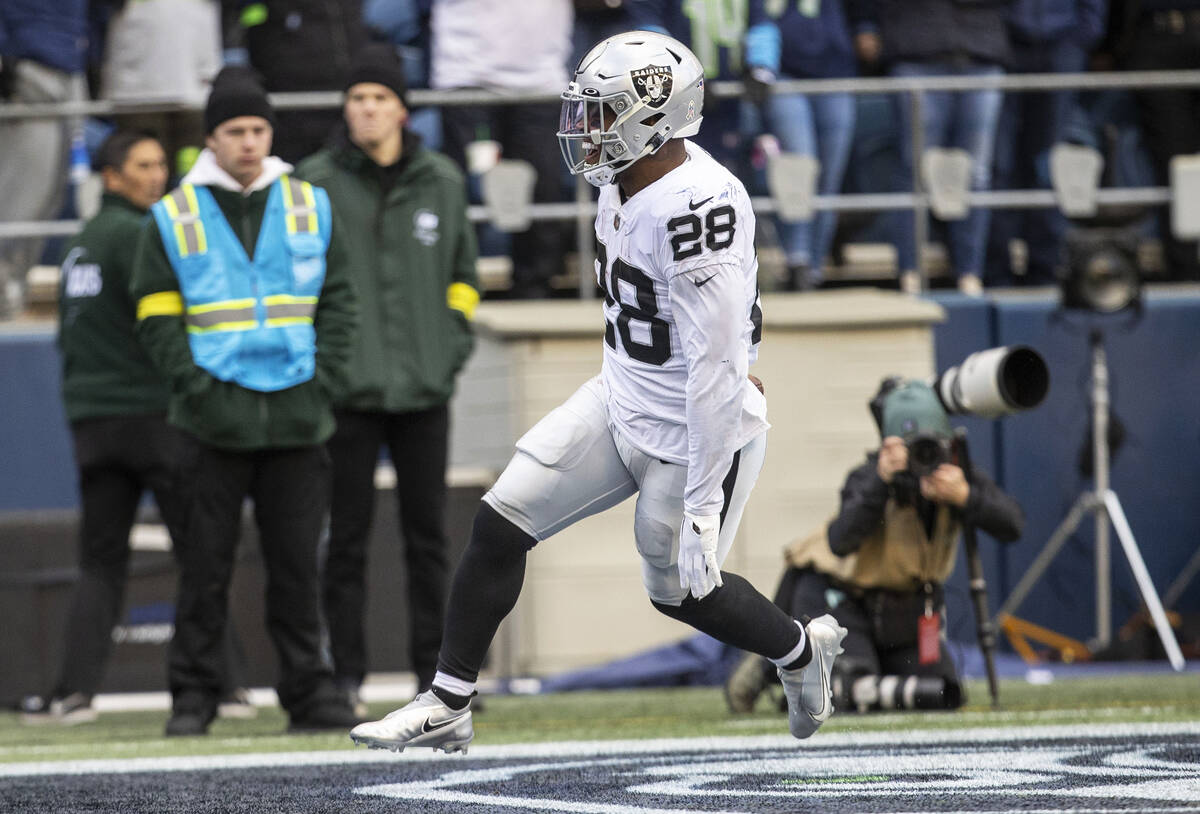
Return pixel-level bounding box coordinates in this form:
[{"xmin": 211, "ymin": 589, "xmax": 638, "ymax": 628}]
[{"xmin": 0, "ymin": 720, "xmax": 1197, "ymax": 778}]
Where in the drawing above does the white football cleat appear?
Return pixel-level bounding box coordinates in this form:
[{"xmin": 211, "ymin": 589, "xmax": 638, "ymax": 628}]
[
  {"xmin": 349, "ymin": 690, "xmax": 473, "ymax": 754},
  {"xmin": 778, "ymin": 613, "xmax": 847, "ymax": 739}
]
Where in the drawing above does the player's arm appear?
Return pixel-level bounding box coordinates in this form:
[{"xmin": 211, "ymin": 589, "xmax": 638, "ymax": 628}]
[{"xmin": 668, "ymin": 261, "xmax": 747, "ymax": 599}]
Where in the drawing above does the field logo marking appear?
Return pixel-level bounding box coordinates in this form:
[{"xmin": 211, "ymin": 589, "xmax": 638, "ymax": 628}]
[{"xmin": 357, "ymin": 739, "xmax": 1200, "ymax": 811}]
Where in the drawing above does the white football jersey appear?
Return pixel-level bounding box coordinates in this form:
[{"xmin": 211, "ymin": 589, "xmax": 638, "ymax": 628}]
[{"xmin": 595, "ymin": 140, "xmax": 768, "ymax": 516}]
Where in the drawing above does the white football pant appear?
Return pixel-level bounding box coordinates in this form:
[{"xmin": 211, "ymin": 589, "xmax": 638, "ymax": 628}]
[{"xmin": 483, "ymin": 375, "xmax": 766, "ymax": 605}]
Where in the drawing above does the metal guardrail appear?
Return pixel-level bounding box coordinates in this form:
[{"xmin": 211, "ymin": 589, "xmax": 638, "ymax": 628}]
[{"xmin": 3, "ymin": 70, "xmax": 1198, "ymax": 297}]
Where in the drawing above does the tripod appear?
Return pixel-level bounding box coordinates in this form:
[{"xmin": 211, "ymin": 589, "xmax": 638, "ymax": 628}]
[
  {"xmin": 955, "ymin": 430, "xmax": 1002, "ymax": 708},
  {"xmin": 994, "ymin": 328, "xmax": 1185, "ymax": 671}
]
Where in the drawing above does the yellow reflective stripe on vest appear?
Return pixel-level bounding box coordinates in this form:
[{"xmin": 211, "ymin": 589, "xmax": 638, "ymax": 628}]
[
  {"xmin": 162, "ymin": 185, "xmax": 208, "ymax": 257},
  {"xmin": 263, "ymin": 293, "xmax": 318, "ymax": 326},
  {"xmin": 280, "ymin": 176, "xmax": 317, "ymax": 235},
  {"xmin": 447, "ymin": 282, "xmax": 480, "ymax": 321},
  {"xmin": 185, "ymin": 298, "xmax": 257, "ymax": 333},
  {"xmin": 137, "ymin": 290, "xmax": 184, "ymax": 321}
]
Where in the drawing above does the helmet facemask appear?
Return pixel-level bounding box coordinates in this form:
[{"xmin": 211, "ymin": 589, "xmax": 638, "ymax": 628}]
[{"xmin": 557, "ymin": 91, "xmax": 638, "ymax": 187}]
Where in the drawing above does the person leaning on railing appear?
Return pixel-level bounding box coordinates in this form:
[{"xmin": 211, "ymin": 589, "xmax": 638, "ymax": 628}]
[
  {"xmin": 0, "ymin": 0, "xmax": 87, "ymax": 318},
  {"xmin": 743, "ymin": 0, "xmax": 860, "ymax": 292},
  {"xmin": 1106, "ymin": 0, "xmax": 1200, "ymax": 281},
  {"xmin": 850, "ymin": 0, "xmax": 1013, "ymax": 296}
]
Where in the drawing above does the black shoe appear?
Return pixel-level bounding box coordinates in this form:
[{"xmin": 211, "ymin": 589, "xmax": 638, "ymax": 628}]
[
  {"xmin": 165, "ymin": 708, "xmax": 214, "ymax": 736},
  {"xmin": 288, "ymin": 699, "xmax": 362, "ymax": 733}
]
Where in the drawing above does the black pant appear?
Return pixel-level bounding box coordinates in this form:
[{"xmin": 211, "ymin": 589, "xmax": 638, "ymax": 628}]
[
  {"xmin": 441, "ymin": 100, "xmax": 568, "ymax": 298},
  {"xmin": 57, "ymin": 416, "xmax": 194, "ymax": 698},
  {"xmin": 324, "ymin": 406, "xmax": 450, "ymax": 691},
  {"xmin": 1123, "ymin": 20, "xmax": 1200, "ymax": 280},
  {"xmin": 779, "ymin": 567, "xmax": 960, "ymax": 689},
  {"xmin": 169, "ymin": 441, "xmax": 335, "ymax": 716}
]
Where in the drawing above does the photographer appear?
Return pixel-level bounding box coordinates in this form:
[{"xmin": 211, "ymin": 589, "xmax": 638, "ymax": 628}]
[{"xmin": 726, "ymin": 378, "xmax": 1023, "ymax": 714}]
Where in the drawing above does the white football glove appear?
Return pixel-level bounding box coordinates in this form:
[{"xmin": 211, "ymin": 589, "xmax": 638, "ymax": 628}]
[{"xmin": 678, "ymin": 512, "xmax": 723, "ymax": 600}]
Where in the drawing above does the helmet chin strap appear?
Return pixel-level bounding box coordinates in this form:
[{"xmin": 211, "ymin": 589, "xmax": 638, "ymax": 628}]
[{"xmin": 583, "ymin": 165, "xmax": 617, "ymax": 187}]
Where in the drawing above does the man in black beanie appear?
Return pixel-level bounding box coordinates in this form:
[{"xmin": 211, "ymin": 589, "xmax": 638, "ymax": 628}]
[
  {"xmin": 297, "ymin": 44, "xmax": 479, "ymax": 716},
  {"xmin": 131, "ymin": 65, "xmax": 360, "ymax": 735}
]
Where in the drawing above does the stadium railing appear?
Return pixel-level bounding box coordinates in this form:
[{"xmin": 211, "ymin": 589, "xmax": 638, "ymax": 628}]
[{"xmin": 2, "ymin": 70, "xmax": 1198, "ymax": 301}]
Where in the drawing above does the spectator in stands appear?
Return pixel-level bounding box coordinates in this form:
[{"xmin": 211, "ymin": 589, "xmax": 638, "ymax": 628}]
[
  {"xmin": 986, "ymin": 0, "xmax": 1107, "ymax": 288},
  {"xmin": 296, "ymin": 45, "xmax": 479, "ymax": 717},
  {"xmin": 130, "ymin": 68, "xmax": 359, "ymax": 736},
  {"xmin": 574, "ymin": 0, "xmax": 633, "ymax": 68},
  {"xmin": 725, "ymin": 378, "xmax": 1022, "ymax": 714},
  {"xmin": 363, "ymin": 0, "xmax": 442, "ymax": 150},
  {"xmin": 744, "ymin": 0, "xmax": 858, "ymax": 291},
  {"xmin": 628, "ymin": 0, "xmax": 748, "ymax": 170},
  {"xmin": 225, "ymin": 0, "xmax": 369, "ymax": 164},
  {"xmin": 22, "ymin": 131, "xmax": 254, "ymax": 726},
  {"xmin": 0, "ymin": 0, "xmax": 88, "ymax": 319},
  {"xmin": 852, "ymin": 0, "xmax": 1013, "ymax": 296},
  {"xmin": 97, "ymin": 0, "xmax": 223, "ymax": 179},
  {"xmin": 430, "ymin": 0, "xmax": 573, "ymax": 299},
  {"xmin": 1107, "ymin": 0, "xmax": 1200, "ymax": 281}
]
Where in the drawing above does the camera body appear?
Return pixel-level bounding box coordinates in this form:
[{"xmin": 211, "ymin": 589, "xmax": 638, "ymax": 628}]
[{"xmin": 907, "ymin": 433, "xmax": 956, "ymax": 478}]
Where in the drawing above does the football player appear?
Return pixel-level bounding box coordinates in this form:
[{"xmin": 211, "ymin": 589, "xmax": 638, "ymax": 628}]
[{"xmin": 350, "ymin": 31, "xmax": 847, "ymax": 754}]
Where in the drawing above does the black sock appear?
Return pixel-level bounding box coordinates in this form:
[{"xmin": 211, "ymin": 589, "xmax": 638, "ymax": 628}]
[
  {"xmin": 651, "ymin": 572, "xmax": 804, "ymax": 660},
  {"xmin": 781, "ymin": 635, "xmax": 812, "ymax": 671},
  {"xmin": 431, "ymin": 686, "xmax": 472, "ymax": 711}
]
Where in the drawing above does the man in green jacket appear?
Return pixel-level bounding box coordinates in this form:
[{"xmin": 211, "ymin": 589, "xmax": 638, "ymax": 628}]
[
  {"xmin": 28, "ymin": 131, "xmax": 182, "ymax": 725},
  {"xmin": 131, "ymin": 67, "xmax": 359, "ymax": 736},
  {"xmin": 29, "ymin": 129, "xmax": 254, "ymax": 726},
  {"xmin": 296, "ymin": 45, "xmax": 479, "ymax": 713}
]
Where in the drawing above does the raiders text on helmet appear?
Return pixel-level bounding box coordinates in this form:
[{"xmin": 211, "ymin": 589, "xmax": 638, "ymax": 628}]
[{"xmin": 557, "ymin": 31, "xmax": 704, "ymax": 187}]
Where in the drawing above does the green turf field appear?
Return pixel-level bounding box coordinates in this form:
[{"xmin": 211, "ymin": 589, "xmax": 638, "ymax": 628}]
[{"xmin": 2, "ymin": 673, "xmax": 1197, "ymax": 764}]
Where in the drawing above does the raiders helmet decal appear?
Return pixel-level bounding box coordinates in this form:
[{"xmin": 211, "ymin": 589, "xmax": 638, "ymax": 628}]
[{"xmin": 630, "ymin": 64, "xmax": 673, "ymax": 109}]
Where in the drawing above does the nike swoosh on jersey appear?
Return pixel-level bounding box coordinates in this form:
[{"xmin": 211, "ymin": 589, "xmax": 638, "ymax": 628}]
[
  {"xmin": 688, "ymin": 196, "xmax": 714, "ymax": 210},
  {"xmin": 421, "ymin": 709, "xmax": 468, "ymax": 734},
  {"xmin": 694, "ymin": 273, "xmax": 718, "ymax": 287}
]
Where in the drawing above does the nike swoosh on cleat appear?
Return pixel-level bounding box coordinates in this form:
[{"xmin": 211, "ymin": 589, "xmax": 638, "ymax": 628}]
[
  {"xmin": 421, "ymin": 711, "xmax": 466, "ymax": 735},
  {"xmin": 814, "ymin": 646, "xmax": 829, "ymax": 718},
  {"xmin": 688, "ymin": 196, "xmax": 713, "ymax": 210}
]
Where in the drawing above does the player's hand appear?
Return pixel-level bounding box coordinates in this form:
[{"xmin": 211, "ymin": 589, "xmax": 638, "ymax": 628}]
[
  {"xmin": 743, "ymin": 66, "xmax": 775, "ymax": 108},
  {"xmin": 749, "ymin": 374, "xmax": 765, "ymax": 394},
  {"xmin": 876, "ymin": 436, "xmax": 908, "ymax": 483},
  {"xmin": 919, "ymin": 463, "xmax": 970, "ymax": 507},
  {"xmin": 679, "ymin": 512, "xmax": 723, "ymax": 600}
]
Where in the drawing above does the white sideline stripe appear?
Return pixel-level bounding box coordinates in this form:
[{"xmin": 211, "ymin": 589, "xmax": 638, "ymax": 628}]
[
  {"xmin": 1, "ymin": 721, "xmax": 1198, "ymax": 778},
  {"xmin": 91, "ymin": 676, "xmax": 422, "ymax": 713}
]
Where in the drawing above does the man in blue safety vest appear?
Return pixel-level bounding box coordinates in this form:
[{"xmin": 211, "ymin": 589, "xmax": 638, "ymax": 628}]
[{"xmin": 130, "ymin": 67, "xmax": 360, "ymax": 736}]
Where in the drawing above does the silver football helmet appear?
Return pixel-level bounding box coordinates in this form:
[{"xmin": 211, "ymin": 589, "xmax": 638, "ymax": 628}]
[{"xmin": 558, "ymin": 30, "xmax": 704, "ymax": 187}]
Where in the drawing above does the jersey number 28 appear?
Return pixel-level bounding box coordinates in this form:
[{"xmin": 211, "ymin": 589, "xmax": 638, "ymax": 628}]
[
  {"xmin": 595, "ymin": 240, "xmax": 671, "ymax": 366},
  {"xmin": 666, "ymin": 204, "xmax": 736, "ymax": 262}
]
